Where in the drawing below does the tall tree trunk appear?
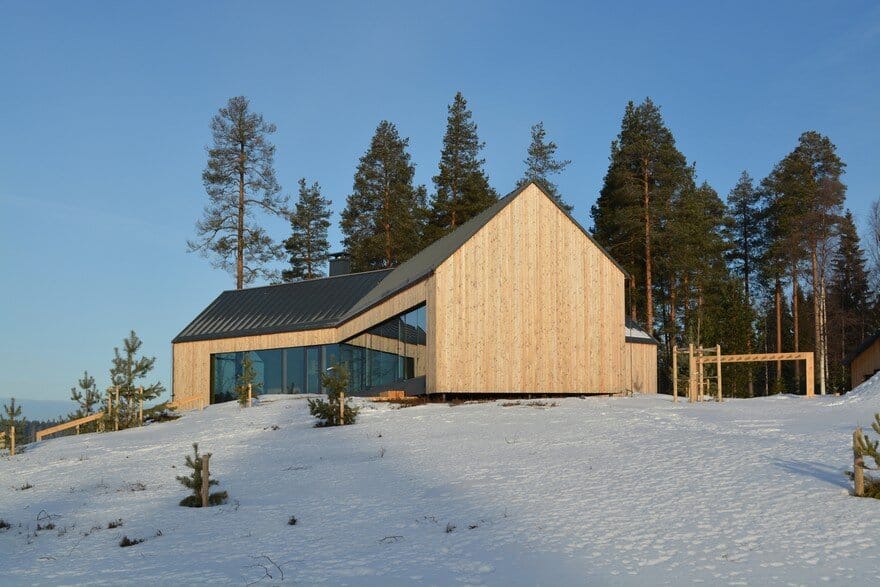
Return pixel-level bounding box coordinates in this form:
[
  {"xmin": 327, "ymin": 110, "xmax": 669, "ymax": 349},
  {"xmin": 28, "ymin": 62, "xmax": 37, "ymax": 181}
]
[
  {"xmin": 775, "ymin": 277, "xmax": 783, "ymax": 391},
  {"xmin": 813, "ymin": 250, "xmax": 826, "ymax": 395},
  {"xmin": 643, "ymin": 159, "xmax": 653, "ymax": 333},
  {"xmin": 792, "ymin": 264, "xmax": 800, "ymax": 392},
  {"xmin": 629, "ymin": 276, "xmax": 637, "ymax": 322}
]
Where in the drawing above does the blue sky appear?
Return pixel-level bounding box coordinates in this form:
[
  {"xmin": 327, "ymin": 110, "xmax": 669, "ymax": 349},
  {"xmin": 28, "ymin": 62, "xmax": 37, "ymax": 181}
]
[{"xmin": 2, "ymin": 1, "xmax": 878, "ymax": 403}]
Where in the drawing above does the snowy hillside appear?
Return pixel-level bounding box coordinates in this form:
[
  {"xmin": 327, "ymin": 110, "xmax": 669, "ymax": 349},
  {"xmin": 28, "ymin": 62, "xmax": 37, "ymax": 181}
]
[{"xmin": 2, "ymin": 387, "xmax": 879, "ymax": 585}]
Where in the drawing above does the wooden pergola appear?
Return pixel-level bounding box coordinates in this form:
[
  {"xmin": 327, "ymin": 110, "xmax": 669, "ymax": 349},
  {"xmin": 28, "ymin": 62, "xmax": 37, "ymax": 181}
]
[{"xmin": 673, "ymin": 346, "xmax": 815, "ymax": 402}]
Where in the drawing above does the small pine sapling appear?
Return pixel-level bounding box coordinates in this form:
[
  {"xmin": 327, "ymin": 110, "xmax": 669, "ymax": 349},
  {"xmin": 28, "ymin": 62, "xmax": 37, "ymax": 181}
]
[
  {"xmin": 307, "ymin": 363, "xmax": 359, "ymax": 426},
  {"xmin": 175, "ymin": 443, "xmax": 228, "ymax": 507},
  {"xmin": 854, "ymin": 412, "xmax": 880, "ymax": 499},
  {"xmin": 236, "ymin": 352, "xmax": 261, "ymax": 407}
]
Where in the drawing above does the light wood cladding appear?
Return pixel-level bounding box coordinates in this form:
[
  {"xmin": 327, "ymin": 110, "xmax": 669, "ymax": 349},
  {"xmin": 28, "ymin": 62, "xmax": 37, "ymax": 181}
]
[
  {"xmin": 851, "ymin": 337, "xmax": 880, "ymax": 389},
  {"xmin": 173, "ymin": 282, "xmax": 429, "ymax": 403},
  {"xmin": 173, "ymin": 183, "xmax": 658, "ymax": 403},
  {"xmin": 173, "ymin": 328, "xmax": 336, "ymax": 403},
  {"xmin": 336, "ymin": 278, "xmax": 430, "ymax": 340},
  {"xmin": 431, "ymin": 184, "xmax": 627, "ymax": 394},
  {"xmin": 626, "ymin": 342, "xmax": 658, "ymax": 393}
]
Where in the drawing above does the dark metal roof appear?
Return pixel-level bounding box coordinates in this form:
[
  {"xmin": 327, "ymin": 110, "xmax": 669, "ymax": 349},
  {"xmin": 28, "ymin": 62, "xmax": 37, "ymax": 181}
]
[
  {"xmin": 172, "ymin": 269, "xmax": 393, "ymax": 343},
  {"xmin": 343, "ymin": 182, "xmax": 629, "ymax": 321},
  {"xmin": 625, "ymin": 318, "xmax": 660, "ymax": 346},
  {"xmin": 843, "ymin": 331, "xmax": 880, "ymax": 366}
]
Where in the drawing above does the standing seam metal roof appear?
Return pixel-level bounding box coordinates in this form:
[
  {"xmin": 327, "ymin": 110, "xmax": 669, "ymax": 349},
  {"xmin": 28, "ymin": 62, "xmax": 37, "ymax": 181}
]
[{"xmin": 172, "ymin": 269, "xmax": 393, "ymax": 343}]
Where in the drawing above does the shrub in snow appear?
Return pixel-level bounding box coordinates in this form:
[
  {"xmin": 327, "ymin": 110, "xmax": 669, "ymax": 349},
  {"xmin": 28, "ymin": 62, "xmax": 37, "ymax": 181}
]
[
  {"xmin": 307, "ymin": 363, "xmax": 359, "ymax": 427},
  {"xmin": 854, "ymin": 412, "xmax": 880, "ymax": 499},
  {"xmin": 119, "ymin": 536, "xmax": 144, "ymax": 547},
  {"xmin": 175, "ymin": 443, "xmax": 228, "ymax": 507}
]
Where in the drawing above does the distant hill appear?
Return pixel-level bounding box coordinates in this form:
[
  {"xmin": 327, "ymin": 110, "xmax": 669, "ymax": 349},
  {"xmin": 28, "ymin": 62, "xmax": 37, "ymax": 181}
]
[{"xmin": 0, "ymin": 396, "xmax": 76, "ymax": 422}]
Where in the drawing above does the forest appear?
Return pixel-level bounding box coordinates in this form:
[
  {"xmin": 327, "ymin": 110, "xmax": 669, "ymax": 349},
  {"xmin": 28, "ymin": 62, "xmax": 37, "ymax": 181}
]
[{"xmin": 188, "ymin": 94, "xmax": 880, "ymax": 397}]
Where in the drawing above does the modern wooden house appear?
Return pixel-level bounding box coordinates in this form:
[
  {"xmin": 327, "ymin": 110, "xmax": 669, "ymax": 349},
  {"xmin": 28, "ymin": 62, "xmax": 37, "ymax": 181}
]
[
  {"xmin": 172, "ymin": 183, "xmax": 658, "ymax": 405},
  {"xmin": 845, "ymin": 331, "xmax": 880, "ymax": 389}
]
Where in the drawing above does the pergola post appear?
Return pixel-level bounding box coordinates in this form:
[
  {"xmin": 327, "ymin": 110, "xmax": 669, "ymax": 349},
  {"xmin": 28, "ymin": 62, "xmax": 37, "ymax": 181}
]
[
  {"xmin": 805, "ymin": 353, "xmax": 815, "ymax": 397},
  {"xmin": 672, "ymin": 347, "xmax": 678, "ymax": 403}
]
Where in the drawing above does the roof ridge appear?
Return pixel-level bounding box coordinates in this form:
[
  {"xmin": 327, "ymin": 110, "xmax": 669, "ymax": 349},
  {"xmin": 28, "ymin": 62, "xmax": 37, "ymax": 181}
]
[{"xmin": 218, "ymin": 267, "xmax": 394, "ymax": 294}]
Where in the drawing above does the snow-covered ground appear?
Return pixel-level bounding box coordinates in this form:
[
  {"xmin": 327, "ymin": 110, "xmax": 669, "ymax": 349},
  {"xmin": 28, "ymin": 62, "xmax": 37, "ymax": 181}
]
[{"xmin": 2, "ymin": 382, "xmax": 879, "ymax": 586}]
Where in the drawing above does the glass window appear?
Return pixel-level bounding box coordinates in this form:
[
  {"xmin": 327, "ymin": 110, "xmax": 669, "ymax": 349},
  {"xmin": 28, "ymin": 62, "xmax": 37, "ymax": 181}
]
[
  {"xmin": 208, "ymin": 303, "xmax": 428, "ymax": 403},
  {"xmin": 285, "ymin": 347, "xmax": 305, "ymax": 394}
]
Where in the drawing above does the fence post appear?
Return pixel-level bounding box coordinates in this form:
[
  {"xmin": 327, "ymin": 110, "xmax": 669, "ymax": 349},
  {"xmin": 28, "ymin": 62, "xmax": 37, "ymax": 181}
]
[
  {"xmin": 248, "ymin": 383, "xmax": 252, "ymax": 408},
  {"xmin": 853, "ymin": 428, "xmax": 865, "ymax": 497},
  {"xmin": 716, "ymin": 344, "xmax": 722, "ymax": 402},
  {"xmin": 339, "ymin": 392, "xmax": 345, "ymax": 425},
  {"xmin": 672, "ymin": 347, "xmax": 678, "ymax": 403},
  {"xmin": 138, "ymin": 387, "xmax": 144, "ymax": 426},
  {"xmin": 114, "ymin": 386, "xmax": 120, "ymax": 432},
  {"xmin": 201, "ymin": 453, "xmax": 211, "ymax": 507},
  {"xmin": 688, "ymin": 344, "xmax": 696, "ymax": 403},
  {"xmin": 10, "ymin": 426, "xmax": 15, "ymax": 457}
]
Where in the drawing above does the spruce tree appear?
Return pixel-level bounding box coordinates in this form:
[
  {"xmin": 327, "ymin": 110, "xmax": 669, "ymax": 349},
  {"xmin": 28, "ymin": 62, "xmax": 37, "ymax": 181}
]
[
  {"xmin": 188, "ymin": 96, "xmax": 288, "ymax": 288},
  {"xmin": 519, "ymin": 122, "xmax": 572, "ymax": 211},
  {"xmin": 341, "ymin": 121, "xmax": 427, "ymax": 271},
  {"xmin": 109, "ymin": 331, "xmax": 166, "ymax": 429},
  {"xmin": 726, "ymin": 171, "xmax": 763, "ymax": 306},
  {"xmin": 425, "ymin": 92, "xmax": 497, "ymax": 243},
  {"xmin": 69, "ymin": 371, "xmax": 102, "ymax": 432},
  {"xmin": 828, "ymin": 211, "xmax": 873, "ymax": 391},
  {"xmin": 282, "ymin": 178, "xmax": 331, "ymax": 281}
]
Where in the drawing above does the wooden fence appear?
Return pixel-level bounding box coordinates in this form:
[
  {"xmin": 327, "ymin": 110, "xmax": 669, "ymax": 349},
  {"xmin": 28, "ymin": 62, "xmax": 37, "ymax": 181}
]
[{"xmin": 36, "ymin": 412, "xmax": 106, "ymax": 442}]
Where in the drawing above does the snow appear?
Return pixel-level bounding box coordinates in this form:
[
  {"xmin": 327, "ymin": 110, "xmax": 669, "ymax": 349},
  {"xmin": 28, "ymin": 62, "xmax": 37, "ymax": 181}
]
[{"xmin": 2, "ymin": 385, "xmax": 879, "ymax": 586}]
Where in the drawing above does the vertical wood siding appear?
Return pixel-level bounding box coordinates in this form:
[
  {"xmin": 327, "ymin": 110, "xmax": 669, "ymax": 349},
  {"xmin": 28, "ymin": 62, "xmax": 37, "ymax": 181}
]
[{"xmin": 430, "ymin": 184, "xmax": 628, "ymax": 394}]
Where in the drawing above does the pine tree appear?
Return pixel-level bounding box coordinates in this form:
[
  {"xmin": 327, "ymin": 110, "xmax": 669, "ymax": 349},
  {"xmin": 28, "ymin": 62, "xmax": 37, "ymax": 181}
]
[
  {"xmin": 307, "ymin": 363, "xmax": 359, "ymax": 426},
  {"xmin": 188, "ymin": 96, "xmax": 288, "ymax": 288},
  {"xmin": 235, "ymin": 352, "xmax": 262, "ymax": 407},
  {"xmin": 592, "ymin": 98, "xmax": 692, "ymax": 335},
  {"xmin": 341, "ymin": 121, "xmax": 427, "ymax": 271},
  {"xmin": 425, "ymin": 92, "xmax": 497, "ymax": 243},
  {"xmin": 1, "ymin": 398, "xmax": 24, "ymax": 440},
  {"xmin": 282, "ymin": 178, "xmax": 331, "ymax": 281},
  {"xmin": 69, "ymin": 371, "xmax": 102, "ymax": 432},
  {"xmin": 763, "ymin": 131, "xmax": 846, "ymax": 395},
  {"xmin": 519, "ymin": 122, "xmax": 572, "ymax": 211},
  {"xmin": 109, "ymin": 331, "xmax": 166, "ymax": 429},
  {"xmin": 175, "ymin": 443, "xmax": 228, "ymax": 507}
]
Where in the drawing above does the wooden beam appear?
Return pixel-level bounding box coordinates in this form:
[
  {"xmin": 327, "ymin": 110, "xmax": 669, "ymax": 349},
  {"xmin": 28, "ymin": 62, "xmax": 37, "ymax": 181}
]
[
  {"xmin": 696, "ymin": 352, "xmax": 813, "ymax": 364},
  {"xmin": 37, "ymin": 412, "xmax": 106, "ymax": 442}
]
